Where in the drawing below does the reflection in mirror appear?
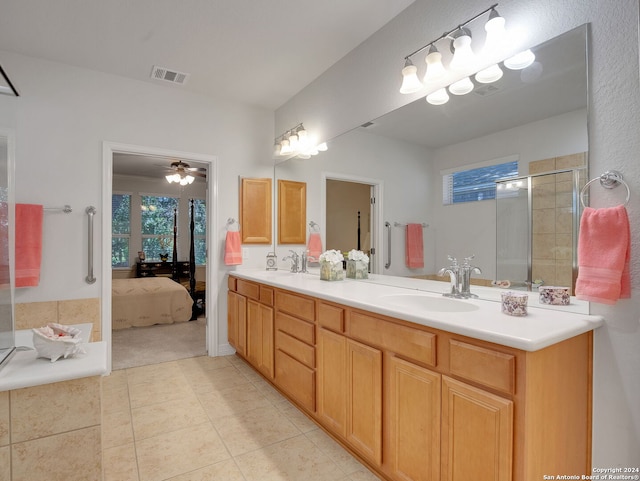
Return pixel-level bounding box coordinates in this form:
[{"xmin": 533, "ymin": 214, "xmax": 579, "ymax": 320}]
[
  {"xmin": 0, "ymin": 65, "xmax": 19, "ymax": 97},
  {"xmin": 0, "ymin": 131, "xmax": 15, "ymax": 372},
  {"xmin": 275, "ymin": 25, "xmax": 588, "ymax": 311}
]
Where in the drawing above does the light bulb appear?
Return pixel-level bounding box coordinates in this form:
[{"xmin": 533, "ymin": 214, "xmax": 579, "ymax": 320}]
[
  {"xmin": 279, "ymin": 139, "xmax": 292, "ymax": 155},
  {"xmin": 448, "ymin": 76, "xmax": 474, "ymax": 95},
  {"xmin": 297, "ymin": 128, "xmax": 309, "ymax": 150},
  {"xmin": 399, "ymin": 59, "xmax": 423, "ymax": 94},
  {"xmin": 165, "ymin": 174, "xmax": 175, "ymax": 183},
  {"xmin": 449, "ymin": 30, "xmax": 475, "ymax": 72},
  {"xmin": 423, "ymin": 45, "xmax": 446, "ymax": 83},
  {"xmin": 426, "ymin": 88, "xmax": 449, "ymax": 105},
  {"xmin": 317, "ymin": 142, "xmax": 328, "ymax": 152},
  {"xmin": 273, "ymin": 142, "xmax": 281, "ymax": 157},
  {"xmin": 483, "ymin": 9, "xmax": 507, "ymax": 58},
  {"xmin": 475, "ymin": 64, "xmax": 503, "ymax": 83},
  {"xmin": 288, "ymin": 132, "xmax": 299, "ymax": 151},
  {"xmin": 185, "ymin": 175, "xmax": 194, "ymax": 184},
  {"xmin": 504, "ymin": 49, "xmax": 535, "ymax": 70}
]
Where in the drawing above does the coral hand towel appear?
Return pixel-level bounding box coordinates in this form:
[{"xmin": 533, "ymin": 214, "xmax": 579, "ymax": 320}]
[
  {"xmin": 16, "ymin": 203, "xmax": 44, "ymax": 287},
  {"xmin": 224, "ymin": 230, "xmax": 242, "ymax": 265},
  {"xmin": 575, "ymin": 205, "xmax": 631, "ymax": 304},
  {"xmin": 405, "ymin": 223, "xmax": 424, "ymax": 269},
  {"xmin": 307, "ymin": 232, "xmax": 323, "ymax": 261}
]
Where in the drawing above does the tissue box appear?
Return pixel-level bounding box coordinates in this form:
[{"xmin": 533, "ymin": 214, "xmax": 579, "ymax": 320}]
[{"xmin": 32, "ymin": 323, "xmax": 86, "ymax": 362}]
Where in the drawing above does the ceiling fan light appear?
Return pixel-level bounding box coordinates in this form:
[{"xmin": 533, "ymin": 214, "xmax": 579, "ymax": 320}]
[
  {"xmin": 504, "ymin": 49, "xmax": 535, "ymax": 70},
  {"xmin": 399, "ymin": 59, "xmax": 423, "ymax": 94},
  {"xmin": 448, "ymin": 76, "xmax": 474, "ymax": 95},
  {"xmin": 426, "ymin": 88, "xmax": 449, "ymax": 105},
  {"xmin": 423, "ymin": 46, "xmax": 446, "ymax": 83},
  {"xmin": 166, "ymin": 174, "xmax": 175, "ymax": 183},
  {"xmin": 475, "ymin": 64, "xmax": 503, "ymax": 83}
]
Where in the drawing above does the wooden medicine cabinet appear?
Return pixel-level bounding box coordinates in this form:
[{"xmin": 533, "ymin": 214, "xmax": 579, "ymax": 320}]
[
  {"xmin": 240, "ymin": 177, "xmax": 272, "ymax": 244},
  {"xmin": 278, "ymin": 179, "xmax": 307, "ymax": 244}
]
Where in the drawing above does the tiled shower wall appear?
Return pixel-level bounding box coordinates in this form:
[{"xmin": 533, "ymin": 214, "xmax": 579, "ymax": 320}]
[{"xmin": 529, "ymin": 153, "xmax": 586, "ymax": 292}]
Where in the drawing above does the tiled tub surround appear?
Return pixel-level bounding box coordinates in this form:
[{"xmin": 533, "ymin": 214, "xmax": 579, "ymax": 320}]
[{"xmin": 1, "ymin": 302, "xmax": 107, "ymax": 481}]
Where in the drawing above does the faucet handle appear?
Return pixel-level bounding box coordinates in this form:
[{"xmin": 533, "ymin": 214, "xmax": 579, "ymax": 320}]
[
  {"xmin": 463, "ymin": 255, "xmax": 475, "ymax": 266},
  {"xmin": 447, "ymin": 255, "xmax": 458, "ymax": 266}
]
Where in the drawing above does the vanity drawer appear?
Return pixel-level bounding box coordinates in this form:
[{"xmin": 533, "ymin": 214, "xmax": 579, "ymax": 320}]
[
  {"xmin": 449, "ymin": 339, "xmax": 515, "ymax": 395},
  {"xmin": 276, "ymin": 290, "xmax": 315, "ymax": 322},
  {"xmin": 237, "ymin": 279, "xmax": 260, "ymax": 300},
  {"xmin": 228, "ymin": 276, "xmax": 237, "ymax": 292},
  {"xmin": 276, "ymin": 312, "xmax": 315, "ymax": 345},
  {"xmin": 348, "ymin": 311, "xmax": 437, "ymax": 367},
  {"xmin": 275, "ymin": 349, "xmax": 316, "ymax": 412},
  {"xmin": 318, "ymin": 302, "xmax": 345, "ymax": 332},
  {"xmin": 260, "ymin": 286, "xmax": 274, "ymax": 306},
  {"xmin": 276, "ymin": 330, "xmax": 315, "ymax": 368}
]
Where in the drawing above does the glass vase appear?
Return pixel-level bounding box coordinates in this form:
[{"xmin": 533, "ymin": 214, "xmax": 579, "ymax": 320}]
[
  {"xmin": 346, "ymin": 259, "xmax": 368, "ymax": 279},
  {"xmin": 320, "ymin": 261, "xmax": 344, "ymax": 281}
]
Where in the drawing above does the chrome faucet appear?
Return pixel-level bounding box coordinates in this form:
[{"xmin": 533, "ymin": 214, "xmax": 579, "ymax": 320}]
[
  {"xmin": 460, "ymin": 256, "xmax": 482, "ymax": 298},
  {"xmin": 300, "ymin": 251, "xmax": 308, "ymax": 273},
  {"xmin": 438, "ymin": 255, "xmax": 461, "ymax": 298},
  {"xmin": 283, "ymin": 250, "xmax": 300, "ymax": 273}
]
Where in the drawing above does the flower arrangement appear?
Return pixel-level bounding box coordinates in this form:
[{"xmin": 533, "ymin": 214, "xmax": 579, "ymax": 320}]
[
  {"xmin": 319, "ymin": 249, "xmax": 344, "ymax": 265},
  {"xmin": 319, "ymin": 249, "xmax": 344, "ymax": 281},
  {"xmin": 346, "ymin": 249, "xmax": 369, "ymax": 279}
]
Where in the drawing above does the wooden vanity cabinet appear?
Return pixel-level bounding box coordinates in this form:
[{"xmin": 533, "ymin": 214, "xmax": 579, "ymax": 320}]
[{"xmin": 227, "ymin": 276, "xmax": 592, "ymax": 481}]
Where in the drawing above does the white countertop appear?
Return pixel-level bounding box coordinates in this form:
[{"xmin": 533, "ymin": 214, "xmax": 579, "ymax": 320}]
[
  {"xmin": 231, "ymin": 269, "xmax": 604, "ymax": 352},
  {"xmin": 0, "ymin": 323, "xmax": 108, "ymax": 391}
]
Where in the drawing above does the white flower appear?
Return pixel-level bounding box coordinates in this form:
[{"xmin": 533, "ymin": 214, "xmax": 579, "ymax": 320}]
[
  {"xmin": 347, "ymin": 249, "xmax": 369, "ymax": 263},
  {"xmin": 319, "ymin": 249, "xmax": 344, "ymax": 265}
]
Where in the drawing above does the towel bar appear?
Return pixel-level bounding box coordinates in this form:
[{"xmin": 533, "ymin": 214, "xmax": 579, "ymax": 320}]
[
  {"xmin": 86, "ymin": 206, "xmax": 96, "ymax": 284},
  {"xmin": 385, "ymin": 221, "xmax": 391, "ymax": 269}
]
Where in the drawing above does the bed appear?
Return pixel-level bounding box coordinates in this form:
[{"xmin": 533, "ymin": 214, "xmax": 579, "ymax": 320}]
[
  {"xmin": 112, "ymin": 277, "xmax": 193, "ymax": 330},
  {"xmin": 112, "ymin": 199, "xmax": 206, "ymax": 329}
]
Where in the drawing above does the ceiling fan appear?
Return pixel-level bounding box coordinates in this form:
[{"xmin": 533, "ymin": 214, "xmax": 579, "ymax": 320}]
[{"xmin": 164, "ymin": 160, "xmax": 206, "ymax": 185}]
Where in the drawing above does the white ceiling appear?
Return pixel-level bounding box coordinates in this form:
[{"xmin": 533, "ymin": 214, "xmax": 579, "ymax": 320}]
[{"xmin": 0, "ymin": 0, "xmax": 414, "ymax": 110}]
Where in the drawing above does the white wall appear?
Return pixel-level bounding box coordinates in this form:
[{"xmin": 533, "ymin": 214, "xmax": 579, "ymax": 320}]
[
  {"xmin": 276, "ymin": 0, "xmax": 640, "ymax": 468},
  {"xmin": 0, "ymin": 50, "xmax": 275, "ymax": 354}
]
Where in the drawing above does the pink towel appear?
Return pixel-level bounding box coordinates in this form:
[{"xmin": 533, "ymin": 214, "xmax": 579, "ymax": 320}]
[
  {"xmin": 307, "ymin": 232, "xmax": 323, "ymax": 261},
  {"xmin": 16, "ymin": 203, "xmax": 44, "ymax": 287},
  {"xmin": 224, "ymin": 230, "xmax": 242, "ymax": 265},
  {"xmin": 405, "ymin": 223, "xmax": 424, "ymax": 269},
  {"xmin": 575, "ymin": 205, "xmax": 631, "ymax": 304}
]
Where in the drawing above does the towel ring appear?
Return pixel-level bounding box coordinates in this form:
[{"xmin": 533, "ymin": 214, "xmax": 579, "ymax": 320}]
[{"xmin": 580, "ymin": 170, "xmax": 630, "ymax": 208}]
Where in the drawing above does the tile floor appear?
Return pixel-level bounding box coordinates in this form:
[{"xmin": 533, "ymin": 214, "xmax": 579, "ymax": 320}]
[{"xmin": 102, "ymin": 355, "xmax": 383, "ymax": 481}]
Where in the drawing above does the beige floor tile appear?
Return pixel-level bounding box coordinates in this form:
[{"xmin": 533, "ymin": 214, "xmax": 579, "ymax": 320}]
[
  {"xmin": 103, "ymin": 408, "xmax": 135, "ymax": 448},
  {"xmin": 305, "ymin": 429, "xmax": 365, "ymax": 476},
  {"xmin": 128, "ymin": 373, "xmax": 195, "ymax": 409},
  {"xmin": 126, "ymin": 360, "xmax": 184, "ymax": 385},
  {"xmin": 213, "ymin": 404, "xmax": 301, "ymax": 456},
  {"xmin": 348, "ymin": 467, "xmax": 384, "ymax": 480},
  {"xmin": 197, "ymin": 382, "xmax": 273, "ymax": 421},
  {"xmin": 236, "ymin": 434, "xmax": 347, "ymax": 481},
  {"xmin": 182, "ymin": 365, "xmax": 252, "ymax": 393},
  {"xmin": 131, "ymin": 395, "xmax": 209, "ymax": 440},
  {"xmin": 274, "ymin": 399, "xmax": 319, "ymax": 433},
  {"xmin": 103, "ymin": 442, "xmax": 140, "ymax": 481},
  {"xmin": 102, "ymin": 369, "xmax": 129, "ymax": 391},
  {"xmin": 103, "ymin": 383, "xmax": 131, "ymax": 413},
  {"xmin": 0, "ymin": 446, "xmax": 9, "ymax": 481},
  {"xmin": 135, "ymin": 422, "xmax": 230, "ymax": 481},
  {"xmin": 166, "ymin": 459, "xmax": 246, "ymax": 481},
  {"xmin": 177, "ymin": 354, "xmax": 232, "ymax": 372}
]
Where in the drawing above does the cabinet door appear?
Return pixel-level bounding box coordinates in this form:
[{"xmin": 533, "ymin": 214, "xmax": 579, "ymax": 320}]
[
  {"xmin": 246, "ymin": 299, "xmax": 274, "ymax": 379},
  {"xmin": 387, "ymin": 356, "xmax": 441, "ymax": 481},
  {"xmin": 317, "ymin": 327, "xmax": 347, "ymax": 436},
  {"xmin": 260, "ymin": 303, "xmax": 274, "ymax": 378},
  {"xmin": 347, "ymin": 338, "xmax": 382, "ymax": 465},
  {"xmin": 441, "ymin": 376, "xmax": 513, "ymax": 481},
  {"xmin": 227, "ymin": 291, "xmax": 246, "ymax": 355}
]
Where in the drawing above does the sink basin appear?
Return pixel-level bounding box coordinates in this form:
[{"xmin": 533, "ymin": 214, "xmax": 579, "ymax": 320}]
[{"xmin": 380, "ymin": 293, "xmax": 479, "ymax": 313}]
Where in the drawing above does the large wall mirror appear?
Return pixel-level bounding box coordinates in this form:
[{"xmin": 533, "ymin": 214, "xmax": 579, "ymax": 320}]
[{"xmin": 275, "ymin": 24, "xmax": 588, "ymax": 311}]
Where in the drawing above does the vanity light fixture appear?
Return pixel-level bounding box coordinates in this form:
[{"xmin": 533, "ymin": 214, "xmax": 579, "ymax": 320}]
[
  {"xmin": 273, "ymin": 123, "xmax": 328, "ymax": 159},
  {"xmin": 399, "ymin": 3, "xmax": 534, "ymax": 104}
]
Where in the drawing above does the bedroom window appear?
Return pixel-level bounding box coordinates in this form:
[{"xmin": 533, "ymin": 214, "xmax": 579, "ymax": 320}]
[
  {"xmin": 192, "ymin": 198, "xmax": 207, "ymax": 265},
  {"xmin": 112, "ymin": 193, "xmax": 131, "ymax": 268},
  {"xmin": 442, "ymin": 156, "xmax": 519, "ymax": 205},
  {"xmin": 141, "ymin": 195, "xmax": 179, "ymax": 260}
]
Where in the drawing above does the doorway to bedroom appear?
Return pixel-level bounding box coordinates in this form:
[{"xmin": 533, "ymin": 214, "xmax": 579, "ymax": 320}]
[{"xmin": 103, "ymin": 143, "xmax": 218, "ymax": 371}]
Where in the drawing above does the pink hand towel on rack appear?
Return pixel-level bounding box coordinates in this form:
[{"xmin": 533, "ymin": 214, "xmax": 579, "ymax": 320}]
[
  {"xmin": 307, "ymin": 232, "xmax": 323, "ymax": 261},
  {"xmin": 575, "ymin": 205, "xmax": 631, "ymax": 304},
  {"xmin": 224, "ymin": 230, "xmax": 242, "ymax": 265},
  {"xmin": 16, "ymin": 203, "xmax": 44, "ymax": 287},
  {"xmin": 405, "ymin": 223, "xmax": 424, "ymax": 269}
]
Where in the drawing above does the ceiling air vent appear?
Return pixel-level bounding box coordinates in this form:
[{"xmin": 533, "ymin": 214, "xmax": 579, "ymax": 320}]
[
  {"xmin": 473, "ymin": 84, "xmax": 501, "ymax": 97},
  {"xmin": 150, "ymin": 66, "xmax": 190, "ymax": 85},
  {"xmin": 361, "ymin": 121, "xmax": 375, "ymax": 128}
]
